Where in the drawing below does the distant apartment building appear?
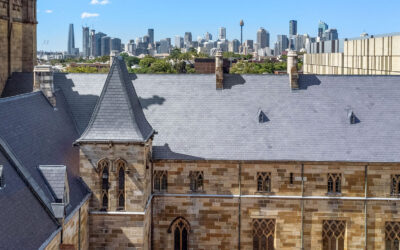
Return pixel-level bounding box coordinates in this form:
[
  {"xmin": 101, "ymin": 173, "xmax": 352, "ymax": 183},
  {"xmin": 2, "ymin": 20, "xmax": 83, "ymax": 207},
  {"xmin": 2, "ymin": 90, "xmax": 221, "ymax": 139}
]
[{"xmin": 304, "ymin": 34, "xmax": 400, "ymax": 75}]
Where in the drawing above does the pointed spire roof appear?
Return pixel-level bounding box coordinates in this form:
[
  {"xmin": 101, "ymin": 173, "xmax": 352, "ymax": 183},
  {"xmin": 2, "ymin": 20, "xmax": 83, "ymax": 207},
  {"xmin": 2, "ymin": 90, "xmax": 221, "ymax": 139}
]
[{"xmin": 77, "ymin": 57, "xmax": 154, "ymax": 143}]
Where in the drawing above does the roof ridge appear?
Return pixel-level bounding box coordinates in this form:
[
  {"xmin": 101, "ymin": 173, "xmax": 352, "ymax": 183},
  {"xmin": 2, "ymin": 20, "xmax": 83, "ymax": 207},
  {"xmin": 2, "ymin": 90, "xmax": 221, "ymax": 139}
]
[
  {"xmin": 0, "ymin": 91, "xmax": 41, "ymax": 103},
  {"xmin": 76, "ymin": 57, "xmax": 154, "ymax": 143}
]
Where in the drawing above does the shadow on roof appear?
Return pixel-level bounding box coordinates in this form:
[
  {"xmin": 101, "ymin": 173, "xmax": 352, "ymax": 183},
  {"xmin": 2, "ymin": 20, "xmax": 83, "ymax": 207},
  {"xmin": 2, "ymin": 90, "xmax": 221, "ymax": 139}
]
[
  {"xmin": 298, "ymin": 74, "xmax": 322, "ymax": 90},
  {"xmin": 153, "ymin": 144, "xmax": 205, "ymax": 160},
  {"xmin": 139, "ymin": 95, "xmax": 166, "ymax": 109},
  {"xmin": 223, "ymin": 74, "xmax": 246, "ymax": 89}
]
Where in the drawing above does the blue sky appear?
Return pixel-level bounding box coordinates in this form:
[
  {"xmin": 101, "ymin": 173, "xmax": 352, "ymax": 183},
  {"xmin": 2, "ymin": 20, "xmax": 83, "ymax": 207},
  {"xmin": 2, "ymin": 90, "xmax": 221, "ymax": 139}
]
[{"xmin": 37, "ymin": 0, "xmax": 400, "ymax": 51}]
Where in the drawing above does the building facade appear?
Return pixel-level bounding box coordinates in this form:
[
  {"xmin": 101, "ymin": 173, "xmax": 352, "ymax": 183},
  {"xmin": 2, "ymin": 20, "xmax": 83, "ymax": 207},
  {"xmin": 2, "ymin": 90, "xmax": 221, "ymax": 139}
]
[
  {"xmin": 304, "ymin": 34, "xmax": 400, "ymax": 75},
  {"xmin": 82, "ymin": 26, "xmax": 90, "ymax": 58},
  {"xmin": 0, "ymin": 0, "xmax": 37, "ymax": 96}
]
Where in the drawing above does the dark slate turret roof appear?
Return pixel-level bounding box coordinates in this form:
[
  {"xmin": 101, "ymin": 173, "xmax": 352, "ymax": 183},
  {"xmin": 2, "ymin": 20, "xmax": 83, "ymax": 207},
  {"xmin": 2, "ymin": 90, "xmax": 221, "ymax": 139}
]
[
  {"xmin": 50, "ymin": 73, "xmax": 400, "ymax": 163},
  {"xmin": 77, "ymin": 57, "xmax": 154, "ymax": 143}
]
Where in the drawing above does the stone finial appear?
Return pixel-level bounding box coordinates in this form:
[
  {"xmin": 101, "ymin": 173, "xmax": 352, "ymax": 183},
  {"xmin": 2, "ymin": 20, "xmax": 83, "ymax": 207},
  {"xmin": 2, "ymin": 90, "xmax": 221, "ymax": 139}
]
[
  {"xmin": 215, "ymin": 50, "xmax": 224, "ymax": 89},
  {"xmin": 34, "ymin": 65, "xmax": 56, "ymax": 106},
  {"xmin": 287, "ymin": 50, "xmax": 299, "ymax": 89}
]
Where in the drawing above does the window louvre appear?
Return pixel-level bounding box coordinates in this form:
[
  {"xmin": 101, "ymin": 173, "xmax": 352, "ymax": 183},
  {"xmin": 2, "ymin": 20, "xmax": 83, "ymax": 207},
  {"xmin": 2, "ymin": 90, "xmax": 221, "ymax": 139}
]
[
  {"xmin": 327, "ymin": 173, "xmax": 342, "ymax": 193},
  {"xmin": 189, "ymin": 171, "xmax": 204, "ymax": 192},
  {"xmin": 154, "ymin": 171, "xmax": 168, "ymax": 192},
  {"xmin": 257, "ymin": 172, "xmax": 271, "ymax": 192}
]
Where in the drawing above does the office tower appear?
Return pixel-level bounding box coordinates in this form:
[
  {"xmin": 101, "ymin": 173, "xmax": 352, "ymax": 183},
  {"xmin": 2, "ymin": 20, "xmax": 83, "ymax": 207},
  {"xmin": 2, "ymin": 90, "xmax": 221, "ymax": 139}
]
[
  {"xmin": 219, "ymin": 27, "xmax": 226, "ymax": 40},
  {"xmin": 148, "ymin": 28, "xmax": 154, "ymax": 44},
  {"xmin": 175, "ymin": 36, "xmax": 184, "ymax": 49},
  {"xmin": 143, "ymin": 35, "xmax": 150, "ymax": 47},
  {"xmin": 136, "ymin": 37, "xmax": 142, "ymax": 45},
  {"xmin": 244, "ymin": 40, "xmax": 253, "ymax": 50},
  {"xmin": 257, "ymin": 28, "xmax": 269, "ymax": 49},
  {"xmin": 101, "ymin": 36, "xmax": 111, "ymax": 56},
  {"xmin": 323, "ymin": 29, "xmax": 338, "ymax": 41},
  {"xmin": 217, "ymin": 40, "xmax": 228, "ymax": 52},
  {"xmin": 166, "ymin": 38, "xmax": 171, "ymax": 47},
  {"xmin": 229, "ymin": 39, "xmax": 240, "ymax": 53},
  {"xmin": 127, "ymin": 40, "xmax": 136, "ymax": 54},
  {"xmin": 276, "ymin": 35, "xmax": 289, "ymax": 55},
  {"xmin": 82, "ymin": 27, "xmax": 90, "ymax": 58},
  {"xmin": 204, "ymin": 32, "xmax": 212, "ymax": 41},
  {"xmin": 289, "ymin": 20, "xmax": 297, "ymax": 36},
  {"xmin": 240, "ymin": 20, "xmax": 244, "ymax": 45},
  {"xmin": 159, "ymin": 39, "xmax": 169, "ymax": 54},
  {"xmin": 89, "ymin": 29, "xmax": 96, "ymax": 57},
  {"xmin": 95, "ymin": 32, "xmax": 106, "ymax": 57},
  {"xmin": 67, "ymin": 24, "xmax": 75, "ymax": 55},
  {"xmin": 111, "ymin": 38, "xmax": 122, "ymax": 52},
  {"xmin": 184, "ymin": 32, "xmax": 192, "ymax": 46},
  {"xmin": 318, "ymin": 21, "xmax": 329, "ymax": 38}
]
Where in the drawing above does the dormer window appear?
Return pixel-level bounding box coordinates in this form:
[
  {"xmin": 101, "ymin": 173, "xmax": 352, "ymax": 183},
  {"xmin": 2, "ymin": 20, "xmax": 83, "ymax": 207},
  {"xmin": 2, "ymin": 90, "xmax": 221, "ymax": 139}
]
[{"xmin": 0, "ymin": 165, "xmax": 4, "ymax": 189}]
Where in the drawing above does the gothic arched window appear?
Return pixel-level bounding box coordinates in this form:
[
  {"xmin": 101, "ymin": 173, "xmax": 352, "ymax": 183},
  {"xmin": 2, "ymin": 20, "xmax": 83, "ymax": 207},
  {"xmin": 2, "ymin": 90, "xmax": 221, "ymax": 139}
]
[
  {"xmin": 168, "ymin": 217, "xmax": 190, "ymax": 250},
  {"xmin": 98, "ymin": 159, "xmax": 110, "ymax": 211},
  {"xmin": 116, "ymin": 159, "xmax": 126, "ymax": 210}
]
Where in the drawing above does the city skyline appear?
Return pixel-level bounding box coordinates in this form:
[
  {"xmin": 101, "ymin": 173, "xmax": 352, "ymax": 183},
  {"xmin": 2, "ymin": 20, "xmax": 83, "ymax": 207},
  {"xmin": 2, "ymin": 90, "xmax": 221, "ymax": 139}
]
[{"xmin": 37, "ymin": 0, "xmax": 400, "ymax": 51}]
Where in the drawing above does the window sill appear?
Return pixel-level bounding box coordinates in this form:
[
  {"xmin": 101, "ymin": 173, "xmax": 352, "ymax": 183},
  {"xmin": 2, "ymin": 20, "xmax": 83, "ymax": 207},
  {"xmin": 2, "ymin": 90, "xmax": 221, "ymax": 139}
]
[
  {"xmin": 188, "ymin": 190, "xmax": 205, "ymax": 194},
  {"xmin": 326, "ymin": 192, "xmax": 342, "ymax": 197},
  {"xmin": 256, "ymin": 191, "xmax": 274, "ymax": 195},
  {"xmin": 154, "ymin": 190, "xmax": 168, "ymax": 194}
]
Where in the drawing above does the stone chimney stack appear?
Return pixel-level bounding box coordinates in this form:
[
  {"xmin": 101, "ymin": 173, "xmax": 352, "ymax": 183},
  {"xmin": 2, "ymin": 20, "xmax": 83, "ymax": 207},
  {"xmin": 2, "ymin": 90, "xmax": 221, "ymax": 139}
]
[
  {"xmin": 215, "ymin": 50, "xmax": 224, "ymax": 89},
  {"xmin": 110, "ymin": 50, "xmax": 120, "ymax": 67},
  {"xmin": 34, "ymin": 65, "xmax": 56, "ymax": 106},
  {"xmin": 287, "ymin": 50, "xmax": 299, "ymax": 90}
]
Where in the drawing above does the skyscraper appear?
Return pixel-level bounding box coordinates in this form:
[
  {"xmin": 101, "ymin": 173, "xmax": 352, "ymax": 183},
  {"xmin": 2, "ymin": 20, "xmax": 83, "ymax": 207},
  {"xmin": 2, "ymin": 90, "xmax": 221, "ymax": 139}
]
[
  {"xmin": 111, "ymin": 38, "xmax": 122, "ymax": 52},
  {"xmin": 229, "ymin": 39, "xmax": 240, "ymax": 53},
  {"xmin": 175, "ymin": 36, "xmax": 184, "ymax": 49},
  {"xmin": 89, "ymin": 29, "xmax": 96, "ymax": 57},
  {"xmin": 101, "ymin": 36, "xmax": 111, "ymax": 56},
  {"xmin": 95, "ymin": 32, "xmax": 106, "ymax": 57},
  {"xmin": 240, "ymin": 20, "xmax": 244, "ymax": 46},
  {"xmin": 219, "ymin": 27, "xmax": 226, "ymax": 40},
  {"xmin": 323, "ymin": 29, "xmax": 339, "ymax": 41},
  {"xmin": 276, "ymin": 35, "xmax": 289, "ymax": 55},
  {"xmin": 257, "ymin": 28, "xmax": 269, "ymax": 48},
  {"xmin": 204, "ymin": 32, "xmax": 212, "ymax": 41},
  {"xmin": 159, "ymin": 39, "xmax": 170, "ymax": 54},
  {"xmin": 148, "ymin": 29, "xmax": 154, "ymax": 45},
  {"xmin": 184, "ymin": 32, "xmax": 192, "ymax": 46},
  {"xmin": 82, "ymin": 27, "xmax": 90, "ymax": 58},
  {"xmin": 318, "ymin": 21, "xmax": 329, "ymax": 38},
  {"xmin": 67, "ymin": 24, "xmax": 75, "ymax": 55},
  {"xmin": 289, "ymin": 20, "xmax": 297, "ymax": 36}
]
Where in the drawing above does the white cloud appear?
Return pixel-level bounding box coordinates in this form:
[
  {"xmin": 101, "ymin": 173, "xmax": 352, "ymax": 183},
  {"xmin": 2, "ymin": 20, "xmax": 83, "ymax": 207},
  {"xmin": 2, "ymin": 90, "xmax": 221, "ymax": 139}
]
[
  {"xmin": 81, "ymin": 12, "xmax": 100, "ymax": 19},
  {"xmin": 90, "ymin": 0, "xmax": 110, "ymax": 5},
  {"xmin": 45, "ymin": 10, "xmax": 53, "ymax": 13}
]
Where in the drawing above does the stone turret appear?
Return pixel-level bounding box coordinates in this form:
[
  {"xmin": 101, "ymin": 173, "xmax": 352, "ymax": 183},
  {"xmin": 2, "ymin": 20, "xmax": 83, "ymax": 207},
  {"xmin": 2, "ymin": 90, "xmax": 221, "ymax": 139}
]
[
  {"xmin": 215, "ymin": 50, "xmax": 224, "ymax": 89},
  {"xmin": 287, "ymin": 50, "xmax": 299, "ymax": 90}
]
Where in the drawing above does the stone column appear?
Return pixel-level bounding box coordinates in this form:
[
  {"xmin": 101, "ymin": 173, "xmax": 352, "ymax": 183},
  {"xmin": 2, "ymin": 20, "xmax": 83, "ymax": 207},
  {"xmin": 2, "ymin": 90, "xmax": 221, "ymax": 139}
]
[{"xmin": 215, "ymin": 50, "xmax": 224, "ymax": 89}]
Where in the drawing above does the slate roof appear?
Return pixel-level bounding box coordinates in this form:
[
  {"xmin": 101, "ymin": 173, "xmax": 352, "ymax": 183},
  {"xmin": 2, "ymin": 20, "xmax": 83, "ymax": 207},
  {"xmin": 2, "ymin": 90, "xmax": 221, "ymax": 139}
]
[
  {"xmin": 39, "ymin": 165, "xmax": 67, "ymax": 202},
  {"xmin": 1, "ymin": 72, "xmax": 34, "ymax": 98},
  {"xmin": 51, "ymin": 72, "xmax": 400, "ymax": 163},
  {"xmin": 77, "ymin": 57, "xmax": 154, "ymax": 143},
  {"xmin": 0, "ymin": 90, "xmax": 90, "ymax": 249}
]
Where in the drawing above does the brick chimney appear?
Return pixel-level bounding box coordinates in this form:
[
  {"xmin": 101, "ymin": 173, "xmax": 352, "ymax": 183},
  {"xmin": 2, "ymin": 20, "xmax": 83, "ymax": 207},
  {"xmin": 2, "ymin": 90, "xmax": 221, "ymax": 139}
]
[
  {"xmin": 215, "ymin": 50, "xmax": 224, "ymax": 89},
  {"xmin": 287, "ymin": 50, "xmax": 299, "ymax": 89},
  {"xmin": 34, "ymin": 65, "xmax": 56, "ymax": 106}
]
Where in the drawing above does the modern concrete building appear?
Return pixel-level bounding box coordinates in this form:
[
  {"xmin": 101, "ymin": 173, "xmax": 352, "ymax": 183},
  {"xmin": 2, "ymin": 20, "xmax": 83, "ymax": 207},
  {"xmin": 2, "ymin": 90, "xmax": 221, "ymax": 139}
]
[
  {"xmin": 184, "ymin": 32, "xmax": 192, "ymax": 47},
  {"xmin": 304, "ymin": 34, "xmax": 400, "ymax": 75},
  {"xmin": 257, "ymin": 27, "xmax": 269, "ymax": 48},
  {"xmin": 67, "ymin": 23, "xmax": 75, "ymax": 55},
  {"xmin": 89, "ymin": 29, "xmax": 96, "ymax": 57},
  {"xmin": 175, "ymin": 36, "xmax": 184, "ymax": 49}
]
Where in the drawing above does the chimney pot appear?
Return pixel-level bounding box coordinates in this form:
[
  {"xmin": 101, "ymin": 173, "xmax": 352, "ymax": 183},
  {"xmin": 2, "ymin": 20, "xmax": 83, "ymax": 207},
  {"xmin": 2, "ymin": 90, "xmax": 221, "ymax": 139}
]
[
  {"xmin": 215, "ymin": 50, "xmax": 224, "ymax": 89},
  {"xmin": 34, "ymin": 65, "xmax": 56, "ymax": 106}
]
